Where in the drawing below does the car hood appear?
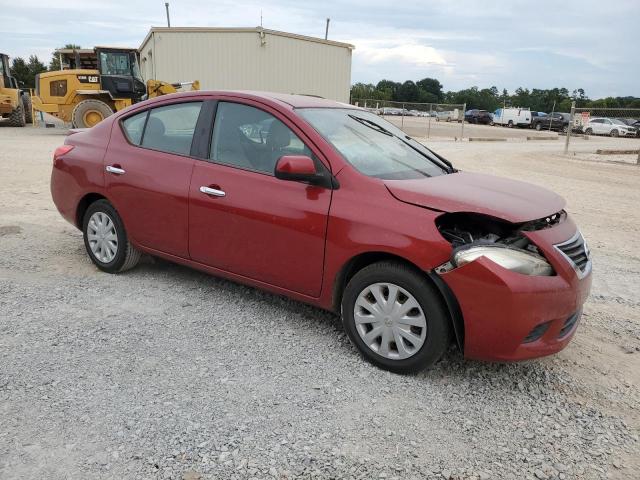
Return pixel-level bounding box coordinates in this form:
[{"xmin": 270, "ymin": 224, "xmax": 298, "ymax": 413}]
[{"xmin": 384, "ymin": 172, "xmax": 565, "ymax": 223}]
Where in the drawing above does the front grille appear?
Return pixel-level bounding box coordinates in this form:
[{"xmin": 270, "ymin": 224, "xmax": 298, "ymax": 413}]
[
  {"xmin": 523, "ymin": 322, "xmax": 550, "ymax": 343},
  {"xmin": 554, "ymin": 231, "xmax": 591, "ymax": 277},
  {"xmin": 559, "ymin": 310, "xmax": 582, "ymax": 338}
]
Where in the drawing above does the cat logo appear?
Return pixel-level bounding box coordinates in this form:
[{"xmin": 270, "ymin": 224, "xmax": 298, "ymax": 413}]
[{"xmin": 77, "ymin": 75, "xmax": 99, "ymax": 84}]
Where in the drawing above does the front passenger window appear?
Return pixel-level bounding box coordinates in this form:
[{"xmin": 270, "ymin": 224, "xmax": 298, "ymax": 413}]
[
  {"xmin": 210, "ymin": 102, "xmax": 312, "ymax": 174},
  {"xmin": 141, "ymin": 102, "xmax": 203, "ymax": 155}
]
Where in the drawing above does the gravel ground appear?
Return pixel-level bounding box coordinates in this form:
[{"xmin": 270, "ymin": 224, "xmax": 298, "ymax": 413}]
[{"xmin": 0, "ymin": 126, "xmax": 638, "ymax": 480}]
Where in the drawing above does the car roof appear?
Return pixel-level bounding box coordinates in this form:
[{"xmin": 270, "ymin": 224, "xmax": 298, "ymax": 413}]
[{"xmin": 137, "ymin": 90, "xmax": 356, "ymax": 110}]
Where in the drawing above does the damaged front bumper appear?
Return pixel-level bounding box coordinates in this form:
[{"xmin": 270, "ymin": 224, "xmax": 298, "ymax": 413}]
[{"xmin": 437, "ymin": 215, "xmax": 592, "ymax": 361}]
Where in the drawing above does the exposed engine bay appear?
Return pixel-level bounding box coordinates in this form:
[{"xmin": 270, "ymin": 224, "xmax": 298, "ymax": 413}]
[{"xmin": 435, "ymin": 210, "xmax": 565, "ymax": 265}]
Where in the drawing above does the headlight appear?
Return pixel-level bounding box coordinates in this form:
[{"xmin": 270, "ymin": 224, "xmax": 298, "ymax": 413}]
[{"xmin": 453, "ymin": 245, "xmax": 554, "ymax": 276}]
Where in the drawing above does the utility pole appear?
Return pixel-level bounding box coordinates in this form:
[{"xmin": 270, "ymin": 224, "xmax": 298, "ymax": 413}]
[
  {"xmin": 165, "ymin": 2, "xmax": 171, "ymax": 27},
  {"xmin": 325, "ymin": 18, "xmax": 330, "ymax": 40},
  {"xmin": 564, "ymin": 101, "xmax": 575, "ymax": 154}
]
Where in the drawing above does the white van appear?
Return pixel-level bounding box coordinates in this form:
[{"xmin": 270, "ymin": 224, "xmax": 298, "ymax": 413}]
[{"xmin": 492, "ymin": 107, "xmax": 531, "ymax": 128}]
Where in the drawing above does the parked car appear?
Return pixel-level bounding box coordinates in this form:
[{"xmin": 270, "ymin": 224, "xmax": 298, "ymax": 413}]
[
  {"xmin": 492, "ymin": 107, "xmax": 531, "ymax": 128},
  {"xmin": 51, "ymin": 91, "xmax": 592, "ymax": 373},
  {"xmin": 631, "ymin": 120, "xmax": 640, "ymax": 137},
  {"xmin": 381, "ymin": 107, "xmax": 403, "ymax": 116},
  {"xmin": 583, "ymin": 117, "xmax": 637, "ymax": 137},
  {"xmin": 436, "ymin": 109, "xmax": 462, "ymax": 122},
  {"xmin": 464, "ymin": 109, "xmax": 492, "ymax": 124},
  {"xmin": 531, "ymin": 112, "xmax": 572, "ymax": 132}
]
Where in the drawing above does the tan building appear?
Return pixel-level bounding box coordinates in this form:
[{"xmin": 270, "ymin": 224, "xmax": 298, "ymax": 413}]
[{"xmin": 138, "ymin": 27, "xmax": 354, "ymax": 103}]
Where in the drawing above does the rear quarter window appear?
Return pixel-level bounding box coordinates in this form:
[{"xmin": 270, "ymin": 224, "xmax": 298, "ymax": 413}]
[{"xmin": 121, "ymin": 111, "xmax": 148, "ymax": 145}]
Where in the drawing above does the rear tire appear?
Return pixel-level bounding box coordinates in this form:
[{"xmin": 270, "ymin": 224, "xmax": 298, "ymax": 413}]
[
  {"xmin": 72, "ymin": 99, "xmax": 113, "ymax": 128},
  {"xmin": 584, "ymin": 128, "xmax": 592, "ymax": 135},
  {"xmin": 341, "ymin": 261, "xmax": 451, "ymax": 374},
  {"xmin": 6, "ymin": 102, "xmax": 26, "ymax": 127},
  {"xmin": 507, "ymin": 120, "xmax": 514, "ymax": 128},
  {"xmin": 21, "ymin": 94, "xmax": 33, "ymax": 124},
  {"xmin": 82, "ymin": 199, "xmax": 140, "ymax": 273}
]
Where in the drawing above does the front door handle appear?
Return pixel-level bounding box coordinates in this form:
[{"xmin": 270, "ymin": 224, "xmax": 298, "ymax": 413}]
[
  {"xmin": 200, "ymin": 186, "xmax": 226, "ymax": 197},
  {"xmin": 106, "ymin": 165, "xmax": 126, "ymax": 175}
]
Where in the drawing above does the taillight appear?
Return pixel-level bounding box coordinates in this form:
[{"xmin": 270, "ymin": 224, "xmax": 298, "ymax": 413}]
[{"xmin": 53, "ymin": 145, "xmax": 74, "ymax": 164}]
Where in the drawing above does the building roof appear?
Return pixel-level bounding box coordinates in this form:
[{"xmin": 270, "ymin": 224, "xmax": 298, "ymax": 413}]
[{"xmin": 139, "ymin": 27, "xmax": 355, "ymax": 51}]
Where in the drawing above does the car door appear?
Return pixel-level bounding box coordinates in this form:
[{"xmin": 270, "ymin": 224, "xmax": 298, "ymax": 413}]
[
  {"xmin": 588, "ymin": 119, "xmax": 602, "ymax": 134},
  {"xmin": 104, "ymin": 100, "xmax": 205, "ymax": 258},
  {"xmin": 188, "ymin": 100, "xmax": 332, "ymax": 297}
]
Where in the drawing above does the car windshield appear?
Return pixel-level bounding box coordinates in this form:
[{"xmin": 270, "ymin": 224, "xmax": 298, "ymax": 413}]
[
  {"xmin": 611, "ymin": 119, "xmax": 628, "ymax": 126},
  {"xmin": 297, "ymin": 108, "xmax": 450, "ymax": 180}
]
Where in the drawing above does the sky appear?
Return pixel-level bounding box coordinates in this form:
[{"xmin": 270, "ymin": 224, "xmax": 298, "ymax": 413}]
[{"xmin": 1, "ymin": 0, "xmax": 637, "ymax": 98}]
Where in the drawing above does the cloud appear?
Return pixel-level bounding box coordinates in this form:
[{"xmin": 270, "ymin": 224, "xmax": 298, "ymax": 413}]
[{"xmin": 0, "ymin": 0, "xmax": 637, "ymax": 97}]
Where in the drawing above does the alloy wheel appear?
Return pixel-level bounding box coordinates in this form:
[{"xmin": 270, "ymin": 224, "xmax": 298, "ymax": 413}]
[
  {"xmin": 87, "ymin": 211, "xmax": 118, "ymax": 263},
  {"xmin": 354, "ymin": 282, "xmax": 427, "ymax": 360}
]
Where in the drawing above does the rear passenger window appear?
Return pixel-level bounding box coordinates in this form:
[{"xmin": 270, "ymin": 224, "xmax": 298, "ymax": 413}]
[
  {"xmin": 122, "ymin": 111, "xmax": 148, "ymax": 145},
  {"xmin": 141, "ymin": 102, "xmax": 203, "ymax": 155}
]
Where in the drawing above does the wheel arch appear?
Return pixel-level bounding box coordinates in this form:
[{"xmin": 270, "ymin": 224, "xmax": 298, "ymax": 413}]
[
  {"xmin": 75, "ymin": 192, "xmax": 108, "ymax": 229},
  {"xmin": 332, "ymin": 251, "xmax": 464, "ymax": 351}
]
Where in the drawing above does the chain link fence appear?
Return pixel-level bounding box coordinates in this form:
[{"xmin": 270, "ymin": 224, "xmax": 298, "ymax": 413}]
[
  {"xmin": 564, "ymin": 103, "xmax": 640, "ymax": 164},
  {"xmin": 352, "ymin": 99, "xmax": 467, "ymax": 140}
]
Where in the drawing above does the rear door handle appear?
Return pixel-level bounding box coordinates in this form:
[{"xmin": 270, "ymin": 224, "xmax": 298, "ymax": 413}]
[
  {"xmin": 200, "ymin": 186, "xmax": 226, "ymax": 197},
  {"xmin": 106, "ymin": 165, "xmax": 126, "ymax": 175}
]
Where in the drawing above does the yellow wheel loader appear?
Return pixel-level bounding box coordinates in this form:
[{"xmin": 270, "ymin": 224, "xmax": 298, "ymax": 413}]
[
  {"xmin": 32, "ymin": 47, "xmax": 199, "ymax": 128},
  {"xmin": 0, "ymin": 53, "xmax": 32, "ymax": 127}
]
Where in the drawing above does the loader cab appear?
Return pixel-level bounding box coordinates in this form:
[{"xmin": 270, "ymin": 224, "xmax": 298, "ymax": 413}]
[
  {"xmin": 95, "ymin": 48, "xmax": 146, "ymax": 102},
  {"xmin": 0, "ymin": 53, "xmax": 19, "ymax": 89}
]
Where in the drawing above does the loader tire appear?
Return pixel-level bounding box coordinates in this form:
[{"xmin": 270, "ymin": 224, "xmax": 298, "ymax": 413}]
[
  {"xmin": 72, "ymin": 99, "xmax": 113, "ymax": 128},
  {"xmin": 6, "ymin": 102, "xmax": 26, "ymax": 127},
  {"xmin": 22, "ymin": 94, "xmax": 33, "ymax": 124}
]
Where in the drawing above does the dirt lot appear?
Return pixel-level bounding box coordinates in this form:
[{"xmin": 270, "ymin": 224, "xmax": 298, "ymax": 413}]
[{"xmin": 0, "ymin": 125, "xmax": 638, "ymax": 480}]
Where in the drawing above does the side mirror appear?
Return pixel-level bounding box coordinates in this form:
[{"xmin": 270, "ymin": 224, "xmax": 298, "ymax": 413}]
[
  {"xmin": 274, "ymin": 155, "xmax": 338, "ymax": 189},
  {"xmin": 275, "ymin": 155, "xmax": 317, "ymax": 180}
]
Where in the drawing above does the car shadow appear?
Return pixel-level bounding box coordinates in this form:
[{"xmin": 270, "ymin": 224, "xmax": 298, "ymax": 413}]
[{"xmin": 132, "ymin": 256, "xmax": 564, "ymax": 389}]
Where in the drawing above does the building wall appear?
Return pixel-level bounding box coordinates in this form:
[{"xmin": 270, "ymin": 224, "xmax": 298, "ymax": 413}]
[{"xmin": 139, "ymin": 29, "xmax": 352, "ymax": 103}]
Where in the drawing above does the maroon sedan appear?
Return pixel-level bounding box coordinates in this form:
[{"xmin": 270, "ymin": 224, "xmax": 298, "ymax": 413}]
[{"xmin": 51, "ymin": 91, "xmax": 592, "ymax": 373}]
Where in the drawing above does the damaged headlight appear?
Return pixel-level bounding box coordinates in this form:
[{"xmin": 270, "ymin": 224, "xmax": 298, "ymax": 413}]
[{"xmin": 453, "ymin": 245, "xmax": 554, "ymax": 276}]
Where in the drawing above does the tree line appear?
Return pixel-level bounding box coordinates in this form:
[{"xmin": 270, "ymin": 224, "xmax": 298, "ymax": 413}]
[
  {"xmin": 351, "ymin": 79, "xmax": 640, "ymax": 112},
  {"xmin": 8, "ymin": 44, "xmax": 81, "ymax": 89}
]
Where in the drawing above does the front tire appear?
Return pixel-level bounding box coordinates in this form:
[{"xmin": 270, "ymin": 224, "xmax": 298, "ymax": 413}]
[
  {"xmin": 6, "ymin": 102, "xmax": 26, "ymax": 127},
  {"xmin": 72, "ymin": 99, "xmax": 113, "ymax": 128},
  {"xmin": 610, "ymin": 129, "xmax": 619, "ymax": 137},
  {"xmin": 82, "ymin": 199, "xmax": 140, "ymax": 273},
  {"xmin": 535, "ymin": 123, "xmax": 542, "ymax": 131},
  {"xmin": 341, "ymin": 261, "xmax": 451, "ymax": 374}
]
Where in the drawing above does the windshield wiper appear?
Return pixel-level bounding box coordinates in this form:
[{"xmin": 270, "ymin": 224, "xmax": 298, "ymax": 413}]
[
  {"xmin": 349, "ymin": 113, "xmax": 455, "ymax": 174},
  {"xmin": 348, "ymin": 114, "xmax": 393, "ymax": 136}
]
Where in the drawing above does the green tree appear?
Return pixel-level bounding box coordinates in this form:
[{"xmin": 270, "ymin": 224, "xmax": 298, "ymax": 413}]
[
  {"xmin": 376, "ymin": 79, "xmax": 400, "ymax": 100},
  {"xmin": 416, "ymin": 77, "xmax": 443, "ymax": 101},
  {"xmin": 49, "ymin": 43, "xmax": 81, "ymax": 70},
  {"xmin": 9, "ymin": 57, "xmax": 30, "ymax": 87},
  {"xmin": 10, "ymin": 55, "xmax": 46, "ymax": 88},
  {"xmin": 396, "ymin": 80, "xmax": 419, "ymax": 102}
]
